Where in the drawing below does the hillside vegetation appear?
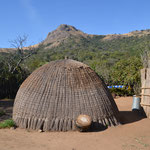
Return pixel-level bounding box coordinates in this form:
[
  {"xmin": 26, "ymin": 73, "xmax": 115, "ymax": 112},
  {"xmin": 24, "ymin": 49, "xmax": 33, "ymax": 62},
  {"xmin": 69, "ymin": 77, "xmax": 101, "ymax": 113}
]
[{"xmin": 1, "ymin": 24, "xmax": 150, "ymax": 98}]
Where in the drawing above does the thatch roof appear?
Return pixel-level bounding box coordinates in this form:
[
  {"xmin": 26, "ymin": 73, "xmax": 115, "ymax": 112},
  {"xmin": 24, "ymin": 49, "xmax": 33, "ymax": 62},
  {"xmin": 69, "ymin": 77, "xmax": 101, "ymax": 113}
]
[{"xmin": 13, "ymin": 59, "xmax": 120, "ymax": 131}]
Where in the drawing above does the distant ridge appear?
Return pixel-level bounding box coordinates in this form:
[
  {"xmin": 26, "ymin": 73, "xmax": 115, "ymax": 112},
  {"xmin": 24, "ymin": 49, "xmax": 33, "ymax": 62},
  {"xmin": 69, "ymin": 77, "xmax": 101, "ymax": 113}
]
[{"xmin": 103, "ymin": 29, "xmax": 150, "ymax": 40}]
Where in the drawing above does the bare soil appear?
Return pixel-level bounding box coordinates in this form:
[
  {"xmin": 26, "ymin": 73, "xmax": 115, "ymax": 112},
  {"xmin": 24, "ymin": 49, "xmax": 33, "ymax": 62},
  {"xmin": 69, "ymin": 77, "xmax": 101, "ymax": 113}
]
[{"xmin": 0, "ymin": 97, "xmax": 150, "ymax": 150}]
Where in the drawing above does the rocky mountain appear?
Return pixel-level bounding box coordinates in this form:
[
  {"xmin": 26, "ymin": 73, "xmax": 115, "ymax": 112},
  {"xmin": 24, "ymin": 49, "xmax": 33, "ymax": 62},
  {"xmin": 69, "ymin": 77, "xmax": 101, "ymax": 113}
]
[
  {"xmin": 42, "ymin": 24, "xmax": 150, "ymax": 48},
  {"xmin": 1, "ymin": 24, "xmax": 150, "ymax": 52},
  {"xmin": 43, "ymin": 24, "xmax": 150, "ymax": 43},
  {"xmin": 43, "ymin": 24, "xmax": 92, "ymax": 48}
]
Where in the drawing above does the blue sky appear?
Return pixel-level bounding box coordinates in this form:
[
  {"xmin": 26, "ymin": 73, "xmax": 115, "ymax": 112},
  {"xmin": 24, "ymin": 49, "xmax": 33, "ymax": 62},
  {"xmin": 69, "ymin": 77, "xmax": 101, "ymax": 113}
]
[{"xmin": 0, "ymin": 0, "xmax": 150, "ymax": 47}]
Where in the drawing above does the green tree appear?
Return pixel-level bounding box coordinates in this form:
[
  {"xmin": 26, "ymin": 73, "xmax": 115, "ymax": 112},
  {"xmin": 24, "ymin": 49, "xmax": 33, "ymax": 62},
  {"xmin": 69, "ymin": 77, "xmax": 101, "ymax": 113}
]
[{"xmin": 111, "ymin": 57, "xmax": 142, "ymax": 91}]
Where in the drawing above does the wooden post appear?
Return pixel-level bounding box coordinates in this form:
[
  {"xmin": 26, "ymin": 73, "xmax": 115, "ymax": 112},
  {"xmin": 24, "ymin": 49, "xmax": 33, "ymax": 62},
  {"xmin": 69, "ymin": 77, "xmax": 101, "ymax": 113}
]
[{"xmin": 141, "ymin": 68, "xmax": 150, "ymax": 118}]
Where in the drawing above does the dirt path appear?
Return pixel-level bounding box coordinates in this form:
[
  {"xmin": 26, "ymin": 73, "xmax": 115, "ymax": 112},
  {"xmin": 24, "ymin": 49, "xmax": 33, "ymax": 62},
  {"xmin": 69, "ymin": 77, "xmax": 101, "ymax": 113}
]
[{"xmin": 0, "ymin": 97, "xmax": 150, "ymax": 150}]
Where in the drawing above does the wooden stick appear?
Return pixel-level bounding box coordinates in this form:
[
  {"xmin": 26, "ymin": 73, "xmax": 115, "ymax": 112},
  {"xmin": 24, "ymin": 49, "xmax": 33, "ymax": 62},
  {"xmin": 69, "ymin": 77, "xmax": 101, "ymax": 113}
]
[
  {"xmin": 141, "ymin": 103, "xmax": 150, "ymax": 106},
  {"xmin": 140, "ymin": 94, "xmax": 150, "ymax": 97},
  {"xmin": 141, "ymin": 87, "xmax": 150, "ymax": 89}
]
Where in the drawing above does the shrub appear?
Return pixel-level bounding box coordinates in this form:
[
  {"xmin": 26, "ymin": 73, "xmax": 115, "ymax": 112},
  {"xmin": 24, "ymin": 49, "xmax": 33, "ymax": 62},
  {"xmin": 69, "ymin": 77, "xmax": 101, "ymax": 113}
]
[
  {"xmin": 0, "ymin": 119, "xmax": 15, "ymax": 129},
  {"xmin": 109, "ymin": 87, "xmax": 134, "ymax": 96}
]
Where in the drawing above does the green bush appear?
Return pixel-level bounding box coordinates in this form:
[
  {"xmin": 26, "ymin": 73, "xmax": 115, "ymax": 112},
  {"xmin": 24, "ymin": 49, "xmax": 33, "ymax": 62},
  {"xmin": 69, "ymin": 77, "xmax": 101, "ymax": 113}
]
[
  {"xmin": 0, "ymin": 119, "xmax": 15, "ymax": 129},
  {"xmin": 0, "ymin": 63, "xmax": 29, "ymax": 99},
  {"xmin": 109, "ymin": 87, "xmax": 134, "ymax": 96}
]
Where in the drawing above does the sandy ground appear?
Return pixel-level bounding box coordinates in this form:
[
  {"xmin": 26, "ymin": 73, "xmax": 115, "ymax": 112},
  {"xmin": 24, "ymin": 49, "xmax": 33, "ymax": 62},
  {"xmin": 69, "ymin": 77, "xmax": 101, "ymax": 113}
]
[{"xmin": 0, "ymin": 97, "xmax": 150, "ymax": 150}]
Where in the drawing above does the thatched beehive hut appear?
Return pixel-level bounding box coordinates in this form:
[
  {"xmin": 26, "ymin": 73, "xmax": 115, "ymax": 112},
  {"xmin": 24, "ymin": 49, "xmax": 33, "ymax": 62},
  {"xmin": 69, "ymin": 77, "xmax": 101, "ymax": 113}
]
[{"xmin": 13, "ymin": 59, "xmax": 120, "ymax": 131}]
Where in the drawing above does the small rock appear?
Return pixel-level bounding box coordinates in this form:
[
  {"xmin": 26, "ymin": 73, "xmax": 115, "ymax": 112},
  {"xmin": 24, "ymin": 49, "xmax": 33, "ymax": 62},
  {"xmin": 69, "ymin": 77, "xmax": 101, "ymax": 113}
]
[
  {"xmin": 38, "ymin": 129, "xmax": 43, "ymax": 133},
  {"xmin": 10, "ymin": 127, "xmax": 15, "ymax": 130}
]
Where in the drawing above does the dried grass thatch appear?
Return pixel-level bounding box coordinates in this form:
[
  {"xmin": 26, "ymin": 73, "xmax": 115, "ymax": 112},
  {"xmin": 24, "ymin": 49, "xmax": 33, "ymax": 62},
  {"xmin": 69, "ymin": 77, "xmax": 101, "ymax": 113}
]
[{"xmin": 13, "ymin": 59, "xmax": 120, "ymax": 131}]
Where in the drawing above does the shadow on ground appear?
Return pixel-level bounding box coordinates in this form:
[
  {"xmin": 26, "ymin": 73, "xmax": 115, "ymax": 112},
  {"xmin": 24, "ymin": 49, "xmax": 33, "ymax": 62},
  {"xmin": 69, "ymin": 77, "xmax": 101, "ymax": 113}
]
[
  {"xmin": 119, "ymin": 109, "xmax": 146, "ymax": 124},
  {"xmin": 0, "ymin": 99, "xmax": 14, "ymax": 122}
]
